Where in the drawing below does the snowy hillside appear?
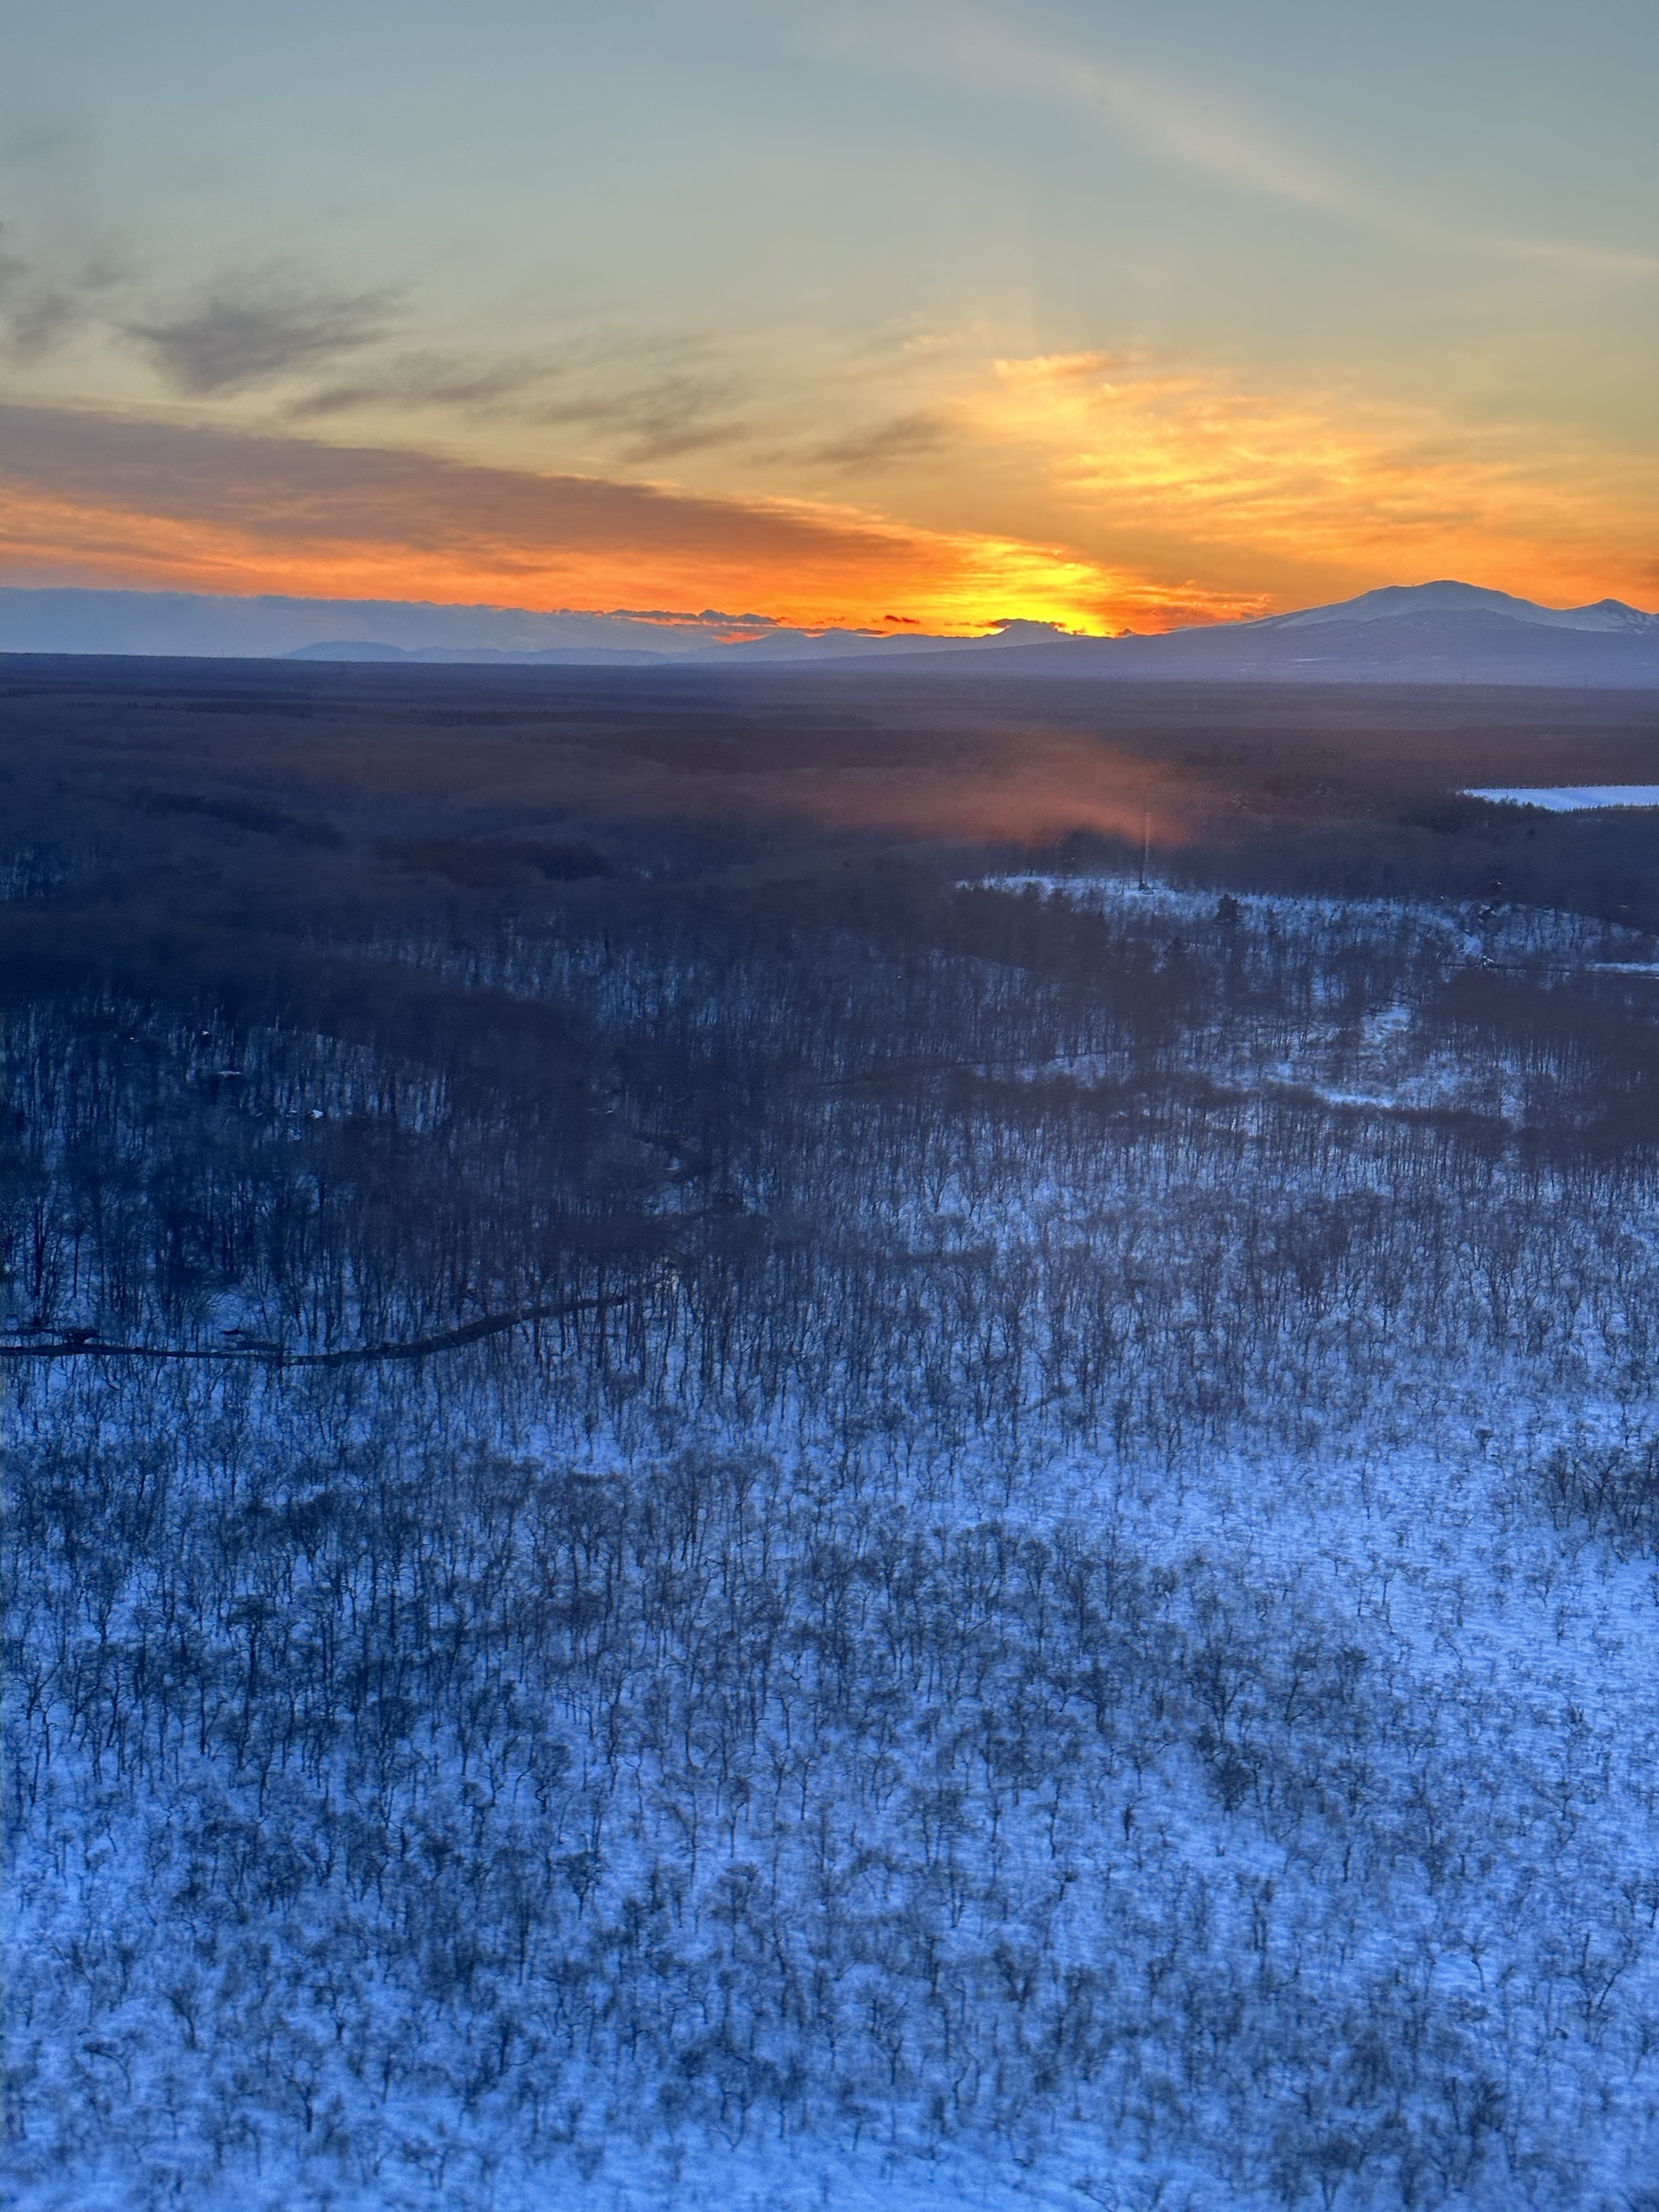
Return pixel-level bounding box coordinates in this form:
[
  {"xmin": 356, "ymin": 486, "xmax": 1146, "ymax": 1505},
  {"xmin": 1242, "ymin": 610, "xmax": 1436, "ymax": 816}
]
[{"xmin": 12, "ymin": 855, "xmax": 1659, "ymax": 2210}]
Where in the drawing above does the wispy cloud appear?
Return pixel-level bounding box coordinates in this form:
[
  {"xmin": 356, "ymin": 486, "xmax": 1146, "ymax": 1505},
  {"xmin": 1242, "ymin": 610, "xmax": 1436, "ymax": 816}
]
[
  {"xmin": 128, "ymin": 278, "xmax": 397, "ymax": 396},
  {"xmin": 761, "ymin": 0, "xmax": 1656, "ymax": 273},
  {"xmin": 812, "ymin": 412, "xmax": 951, "ymax": 472},
  {"xmin": 762, "ymin": 0, "xmax": 1362, "ymax": 213},
  {"xmin": 1489, "ymin": 234, "xmax": 1659, "ymax": 279},
  {"xmin": 286, "ymin": 358, "xmax": 533, "ymax": 421},
  {"xmin": 285, "ymin": 331, "xmax": 752, "ymax": 460},
  {"xmin": 528, "ymin": 370, "xmax": 750, "ymax": 462},
  {"xmin": 943, "ymin": 21, "xmax": 1360, "ymax": 214},
  {"xmin": 0, "ymin": 222, "xmax": 124, "ymax": 360}
]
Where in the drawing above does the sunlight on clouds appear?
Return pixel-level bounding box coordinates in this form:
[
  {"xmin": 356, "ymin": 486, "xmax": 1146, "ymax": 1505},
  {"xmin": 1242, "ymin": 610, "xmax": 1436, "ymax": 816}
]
[
  {"xmin": 6, "ymin": 357, "xmax": 1655, "ymax": 633},
  {"xmin": 966, "ymin": 353, "xmax": 1659, "ymax": 610},
  {"xmin": 0, "ymin": 462, "xmax": 1247, "ymax": 637}
]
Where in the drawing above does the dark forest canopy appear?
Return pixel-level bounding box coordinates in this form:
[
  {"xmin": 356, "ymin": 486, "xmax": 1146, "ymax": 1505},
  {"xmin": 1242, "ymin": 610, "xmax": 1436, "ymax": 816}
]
[{"xmin": 3, "ymin": 657, "xmax": 1659, "ymax": 1360}]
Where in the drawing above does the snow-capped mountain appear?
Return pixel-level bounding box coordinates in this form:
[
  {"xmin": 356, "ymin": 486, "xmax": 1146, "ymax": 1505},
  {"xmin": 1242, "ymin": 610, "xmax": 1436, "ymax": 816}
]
[{"xmin": 1253, "ymin": 579, "xmax": 1659, "ymax": 635}]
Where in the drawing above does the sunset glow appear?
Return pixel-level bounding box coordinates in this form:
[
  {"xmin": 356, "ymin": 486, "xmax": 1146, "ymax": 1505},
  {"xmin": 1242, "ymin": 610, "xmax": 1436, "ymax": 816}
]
[
  {"xmin": 964, "ymin": 354, "xmax": 1659, "ymax": 613},
  {"xmin": 3, "ymin": 1, "xmax": 1656, "ymax": 630},
  {"xmin": 0, "ymin": 480, "xmax": 1172, "ymax": 636},
  {"xmin": 0, "ymin": 415, "xmax": 1264, "ymax": 635}
]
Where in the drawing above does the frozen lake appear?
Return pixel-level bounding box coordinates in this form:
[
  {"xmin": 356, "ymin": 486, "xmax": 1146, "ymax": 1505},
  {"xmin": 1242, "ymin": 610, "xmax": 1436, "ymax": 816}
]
[{"xmin": 1464, "ymin": 783, "xmax": 1659, "ymax": 811}]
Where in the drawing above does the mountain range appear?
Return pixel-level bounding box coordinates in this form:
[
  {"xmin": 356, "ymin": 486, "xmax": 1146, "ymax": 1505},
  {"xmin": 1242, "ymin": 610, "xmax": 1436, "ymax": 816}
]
[{"xmin": 3, "ymin": 579, "xmax": 1657, "ymax": 684}]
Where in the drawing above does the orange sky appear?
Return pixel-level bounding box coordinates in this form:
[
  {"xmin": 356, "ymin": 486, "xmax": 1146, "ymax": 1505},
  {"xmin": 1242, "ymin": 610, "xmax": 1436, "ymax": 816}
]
[
  {"xmin": 0, "ymin": 400, "xmax": 1266, "ymax": 634},
  {"xmin": 0, "ymin": 460, "xmax": 1231, "ymax": 635},
  {"xmin": 4, "ymin": 3, "xmax": 1656, "ymax": 633},
  {"xmin": 6, "ymin": 361, "xmax": 1656, "ymax": 637}
]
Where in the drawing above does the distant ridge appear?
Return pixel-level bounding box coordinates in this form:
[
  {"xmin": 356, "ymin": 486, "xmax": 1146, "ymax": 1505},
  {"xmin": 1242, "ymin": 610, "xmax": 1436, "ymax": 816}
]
[
  {"xmin": 287, "ymin": 639, "xmax": 672, "ymax": 668},
  {"xmin": 1251, "ymin": 580, "xmax": 1659, "ymax": 636},
  {"xmin": 818, "ymin": 581, "xmax": 1659, "ymax": 685},
  {"xmin": 0, "ymin": 586, "xmax": 988, "ymax": 666},
  {"xmin": 3, "ymin": 579, "xmax": 1657, "ymax": 685}
]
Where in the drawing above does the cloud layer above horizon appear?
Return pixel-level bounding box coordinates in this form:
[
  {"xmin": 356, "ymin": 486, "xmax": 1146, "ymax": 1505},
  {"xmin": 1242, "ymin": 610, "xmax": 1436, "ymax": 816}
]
[{"xmin": 3, "ymin": 0, "xmax": 1656, "ymax": 629}]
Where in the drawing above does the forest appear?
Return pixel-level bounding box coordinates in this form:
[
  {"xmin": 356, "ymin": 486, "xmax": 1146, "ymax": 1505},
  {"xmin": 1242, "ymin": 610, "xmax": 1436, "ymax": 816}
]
[{"xmin": 8, "ymin": 654, "xmax": 1659, "ymax": 2210}]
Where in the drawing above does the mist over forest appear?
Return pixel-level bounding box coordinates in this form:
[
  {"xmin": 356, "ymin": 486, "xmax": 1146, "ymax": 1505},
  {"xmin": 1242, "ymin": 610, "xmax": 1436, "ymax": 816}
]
[{"xmin": 10, "ymin": 655, "xmax": 1659, "ymax": 2211}]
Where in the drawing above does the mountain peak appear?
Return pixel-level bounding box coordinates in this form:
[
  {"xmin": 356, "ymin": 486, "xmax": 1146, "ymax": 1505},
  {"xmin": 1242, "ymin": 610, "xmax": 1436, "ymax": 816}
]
[{"xmin": 1258, "ymin": 580, "xmax": 1659, "ymax": 634}]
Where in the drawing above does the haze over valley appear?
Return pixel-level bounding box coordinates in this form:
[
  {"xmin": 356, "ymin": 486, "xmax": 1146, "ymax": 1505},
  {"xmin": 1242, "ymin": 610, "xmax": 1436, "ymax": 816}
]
[{"xmin": 6, "ymin": 577, "xmax": 1659, "ymax": 686}]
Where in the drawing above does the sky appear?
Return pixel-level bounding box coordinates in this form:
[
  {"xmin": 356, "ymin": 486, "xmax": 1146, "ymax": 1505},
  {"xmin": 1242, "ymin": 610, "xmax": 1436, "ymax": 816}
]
[{"xmin": 2, "ymin": 0, "xmax": 1656, "ymax": 633}]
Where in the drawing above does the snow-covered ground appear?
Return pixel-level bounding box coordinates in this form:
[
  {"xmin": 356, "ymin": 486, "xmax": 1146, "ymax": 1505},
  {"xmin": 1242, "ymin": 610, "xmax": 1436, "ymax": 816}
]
[
  {"xmin": 11, "ymin": 874, "xmax": 1659, "ymax": 2209},
  {"xmin": 979, "ymin": 871, "xmax": 1649, "ymax": 1122},
  {"xmin": 1463, "ymin": 785, "xmax": 1659, "ymax": 811}
]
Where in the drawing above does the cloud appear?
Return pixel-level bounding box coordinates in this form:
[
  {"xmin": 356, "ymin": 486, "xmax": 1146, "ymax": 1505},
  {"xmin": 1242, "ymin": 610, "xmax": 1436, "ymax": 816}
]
[
  {"xmin": 286, "ymin": 361, "xmax": 534, "ymax": 421},
  {"xmin": 813, "ymin": 412, "xmax": 951, "ymax": 471},
  {"xmin": 0, "ymin": 223, "xmax": 123, "ymax": 361},
  {"xmin": 285, "ymin": 331, "xmax": 751, "ymax": 460},
  {"xmin": 128, "ymin": 280, "xmax": 396, "ymax": 396},
  {"xmin": 991, "ymin": 30, "xmax": 1658, "ymax": 276},
  {"xmin": 760, "ymin": 1, "xmax": 1656, "ymax": 273},
  {"xmin": 0, "ymin": 401, "xmax": 1229, "ymax": 632},
  {"xmin": 956, "ymin": 29, "xmax": 1357, "ymax": 213},
  {"xmin": 1490, "ymin": 234, "xmax": 1659, "ymax": 280},
  {"xmin": 960, "ymin": 351, "xmax": 1659, "ymax": 610},
  {"xmin": 762, "ymin": 0, "xmax": 1360, "ymax": 214},
  {"xmin": 9, "ymin": 350, "xmax": 1649, "ymax": 645},
  {"xmin": 529, "ymin": 370, "xmax": 750, "ymax": 462}
]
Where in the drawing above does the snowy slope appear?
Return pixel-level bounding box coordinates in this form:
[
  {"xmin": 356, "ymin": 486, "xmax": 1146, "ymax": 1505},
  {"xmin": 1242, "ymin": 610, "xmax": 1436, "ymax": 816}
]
[{"xmin": 12, "ymin": 874, "xmax": 1659, "ymax": 2209}]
